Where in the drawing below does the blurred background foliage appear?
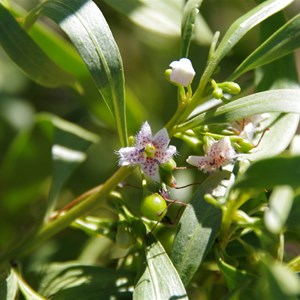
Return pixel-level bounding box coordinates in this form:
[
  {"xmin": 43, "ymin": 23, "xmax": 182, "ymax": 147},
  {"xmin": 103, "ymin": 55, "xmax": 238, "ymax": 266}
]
[{"xmin": 0, "ymin": 0, "xmax": 300, "ymax": 285}]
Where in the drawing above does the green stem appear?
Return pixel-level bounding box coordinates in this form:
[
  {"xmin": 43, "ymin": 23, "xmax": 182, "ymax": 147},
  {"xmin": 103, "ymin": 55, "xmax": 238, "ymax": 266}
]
[{"xmin": 0, "ymin": 166, "xmax": 132, "ymax": 266}]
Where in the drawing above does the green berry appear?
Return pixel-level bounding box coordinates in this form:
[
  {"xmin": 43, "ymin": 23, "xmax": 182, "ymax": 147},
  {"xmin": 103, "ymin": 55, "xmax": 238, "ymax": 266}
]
[{"xmin": 140, "ymin": 193, "xmax": 167, "ymax": 221}]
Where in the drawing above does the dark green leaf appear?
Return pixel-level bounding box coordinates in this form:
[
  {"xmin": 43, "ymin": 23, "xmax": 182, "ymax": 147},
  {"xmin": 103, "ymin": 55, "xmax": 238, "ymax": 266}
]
[
  {"xmin": 25, "ymin": 0, "xmax": 128, "ymax": 146},
  {"xmin": 230, "ymin": 13, "xmax": 300, "ymax": 81},
  {"xmin": 181, "ymin": 0, "xmax": 203, "ymax": 57},
  {"xmin": 134, "ymin": 234, "xmax": 187, "ymax": 300},
  {"xmin": 0, "ymin": 4, "xmax": 79, "ymax": 90},
  {"xmin": 36, "ymin": 261, "xmax": 134, "ymax": 299},
  {"xmin": 171, "ymin": 171, "xmax": 229, "ymax": 285},
  {"xmin": 217, "ymin": 253, "xmax": 255, "ymax": 291},
  {"xmin": 234, "ymin": 155, "xmax": 300, "ymax": 190},
  {"xmin": 177, "ymin": 89, "xmax": 300, "ymax": 131}
]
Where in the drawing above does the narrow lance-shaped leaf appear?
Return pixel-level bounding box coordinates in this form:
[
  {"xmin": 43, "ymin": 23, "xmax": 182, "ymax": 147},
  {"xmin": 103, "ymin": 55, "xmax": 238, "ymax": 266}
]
[
  {"xmin": 134, "ymin": 234, "xmax": 188, "ymax": 300},
  {"xmin": 230, "ymin": 13, "xmax": 300, "ymax": 81},
  {"xmin": 25, "ymin": 0, "xmax": 128, "ymax": 146},
  {"xmin": 171, "ymin": 171, "xmax": 229, "ymax": 286},
  {"xmin": 245, "ymin": 10, "xmax": 300, "ymax": 161},
  {"xmin": 0, "ymin": 4, "xmax": 79, "ymax": 90},
  {"xmin": 194, "ymin": 0, "xmax": 294, "ymax": 97},
  {"xmin": 180, "ymin": 0, "xmax": 203, "ymax": 57},
  {"xmin": 176, "ymin": 89, "xmax": 300, "ymax": 131}
]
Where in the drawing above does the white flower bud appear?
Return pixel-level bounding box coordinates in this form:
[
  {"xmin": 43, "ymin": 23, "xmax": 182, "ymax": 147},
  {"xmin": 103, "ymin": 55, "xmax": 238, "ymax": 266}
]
[{"xmin": 169, "ymin": 58, "xmax": 195, "ymax": 87}]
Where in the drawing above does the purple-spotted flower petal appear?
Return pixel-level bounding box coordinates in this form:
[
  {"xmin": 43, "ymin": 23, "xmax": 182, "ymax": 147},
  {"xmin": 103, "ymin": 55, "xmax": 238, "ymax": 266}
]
[
  {"xmin": 117, "ymin": 122, "xmax": 177, "ymax": 182},
  {"xmin": 186, "ymin": 137, "xmax": 236, "ymax": 173}
]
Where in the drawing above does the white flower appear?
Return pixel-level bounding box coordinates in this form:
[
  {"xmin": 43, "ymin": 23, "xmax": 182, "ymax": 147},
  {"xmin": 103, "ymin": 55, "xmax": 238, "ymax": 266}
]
[
  {"xmin": 117, "ymin": 122, "xmax": 177, "ymax": 182},
  {"xmin": 169, "ymin": 58, "xmax": 195, "ymax": 87},
  {"xmin": 186, "ymin": 137, "xmax": 236, "ymax": 173}
]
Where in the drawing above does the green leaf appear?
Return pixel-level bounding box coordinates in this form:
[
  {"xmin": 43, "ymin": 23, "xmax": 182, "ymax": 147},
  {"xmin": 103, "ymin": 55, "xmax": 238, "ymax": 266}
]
[
  {"xmin": 134, "ymin": 234, "xmax": 187, "ymax": 300},
  {"xmin": 25, "ymin": 0, "xmax": 128, "ymax": 146},
  {"xmin": 171, "ymin": 171, "xmax": 229, "ymax": 285},
  {"xmin": 177, "ymin": 89, "xmax": 300, "ymax": 131},
  {"xmin": 0, "ymin": 270, "xmax": 18, "ymax": 300},
  {"xmin": 0, "ymin": 4, "xmax": 79, "ymax": 90},
  {"xmin": 212, "ymin": 0, "xmax": 294, "ymax": 66},
  {"xmin": 244, "ymin": 10, "xmax": 300, "ymax": 161},
  {"xmin": 180, "ymin": 0, "xmax": 203, "ymax": 57},
  {"xmin": 230, "ymin": 13, "xmax": 300, "ymax": 81},
  {"xmin": 259, "ymin": 259, "xmax": 300, "ymax": 300},
  {"xmin": 233, "ymin": 155, "xmax": 300, "ymax": 190},
  {"xmin": 194, "ymin": 0, "xmax": 294, "ymax": 96},
  {"xmin": 217, "ymin": 253, "xmax": 255, "ymax": 291},
  {"xmin": 264, "ymin": 185, "xmax": 294, "ymax": 234},
  {"xmin": 36, "ymin": 261, "xmax": 134, "ymax": 299},
  {"xmin": 37, "ymin": 113, "xmax": 99, "ymax": 218}
]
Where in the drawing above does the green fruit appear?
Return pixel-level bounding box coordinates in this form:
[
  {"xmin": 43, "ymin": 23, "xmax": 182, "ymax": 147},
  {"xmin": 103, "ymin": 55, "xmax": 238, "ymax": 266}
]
[{"xmin": 140, "ymin": 193, "xmax": 167, "ymax": 221}]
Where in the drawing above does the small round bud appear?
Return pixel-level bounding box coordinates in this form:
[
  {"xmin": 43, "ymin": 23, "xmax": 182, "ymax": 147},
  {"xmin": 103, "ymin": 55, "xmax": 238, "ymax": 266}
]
[
  {"xmin": 140, "ymin": 193, "xmax": 167, "ymax": 221},
  {"xmin": 213, "ymin": 87, "xmax": 223, "ymax": 99},
  {"xmin": 160, "ymin": 158, "xmax": 177, "ymax": 172},
  {"xmin": 219, "ymin": 82, "xmax": 241, "ymax": 95}
]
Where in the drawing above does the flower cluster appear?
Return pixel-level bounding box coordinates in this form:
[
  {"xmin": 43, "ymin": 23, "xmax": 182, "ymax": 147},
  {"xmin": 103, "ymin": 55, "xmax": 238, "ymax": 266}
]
[{"xmin": 117, "ymin": 122, "xmax": 177, "ymax": 182}]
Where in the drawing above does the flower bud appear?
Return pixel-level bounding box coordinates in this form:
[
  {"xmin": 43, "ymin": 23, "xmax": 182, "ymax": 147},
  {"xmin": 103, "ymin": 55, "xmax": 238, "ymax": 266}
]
[
  {"xmin": 160, "ymin": 158, "xmax": 177, "ymax": 172},
  {"xmin": 219, "ymin": 82, "xmax": 241, "ymax": 95},
  {"xmin": 212, "ymin": 87, "xmax": 223, "ymax": 99},
  {"xmin": 168, "ymin": 58, "xmax": 196, "ymax": 87}
]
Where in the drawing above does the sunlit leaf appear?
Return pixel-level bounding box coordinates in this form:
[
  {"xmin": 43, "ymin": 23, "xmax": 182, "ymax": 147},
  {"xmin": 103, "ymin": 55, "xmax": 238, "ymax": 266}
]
[
  {"xmin": 181, "ymin": 0, "xmax": 203, "ymax": 57},
  {"xmin": 0, "ymin": 3, "xmax": 79, "ymax": 90},
  {"xmin": 0, "ymin": 270, "xmax": 18, "ymax": 300},
  {"xmin": 230, "ymin": 13, "xmax": 300, "ymax": 81},
  {"xmin": 25, "ymin": 0, "xmax": 128, "ymax": 146},
  {"xmin": 36, "ymin": 261, "xmax": 134, "ymax": 299},
  {"xmin": 234, "ymin": 155, "xmax": 300, "ymax": 190},
  {"xmin": 264, "ymin": 186, "xmax": 294, "ymax": 234},
  {"xmin": 177, "ymin": 89, "xmax": 300, "ymax": 131},
  {"xmin": 134, "ymin": 234, "xmax": 187, "ymax": 299},
  {"xmin": 172, "ymin": 171, "xmax": 229, "ymax": 285}
]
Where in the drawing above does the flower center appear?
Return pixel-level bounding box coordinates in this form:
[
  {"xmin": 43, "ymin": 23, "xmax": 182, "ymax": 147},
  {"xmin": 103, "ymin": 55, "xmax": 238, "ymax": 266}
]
[{"xmin": 144, "ymin": 143, "xmax": 156, "ymax": 158}]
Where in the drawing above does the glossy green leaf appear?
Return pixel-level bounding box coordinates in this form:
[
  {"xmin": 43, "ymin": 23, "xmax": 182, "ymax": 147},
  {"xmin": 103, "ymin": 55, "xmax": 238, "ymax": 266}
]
[
  {"xmin": 180, "ymin": 0, "xmax": 203, "ymax": 57},
  {"xmin": 0, "ymin": 4, "xmax": 79, "ymax": 90},
  {"xmin": 25, "ymin": 0, "xmax": 128, "ymax": 146},
  {"xmin": 0, "ymin": 270, "xmax": 18, "ymax": 300},
  {"xmin": 264, "ymin": 186, "xmax": 294, "ymax": 234},
  {"xmin": 37, "ymin": 113, "xmax": 99, "ymax": 218},
  {"xmin": 134, "ymin": 234, "xmax": 187, "ymax": 300},
  {"xmin": 177, "ymin": 89, "xmax": 300, "ymax": 131},
  {"xmin": 230, "ymin": 13, "xmax": 300, "ymax": 81},
  {"xmin": 234, "ymin": 155, "xmax": 300, "ymax": 190},
  {"xmin": 36, "ymin": 261, "xmax": 134, "ymax": 299},
  {"xmin": 171, "ymin": 171, "xmax": 229, "ymax": 285}
]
